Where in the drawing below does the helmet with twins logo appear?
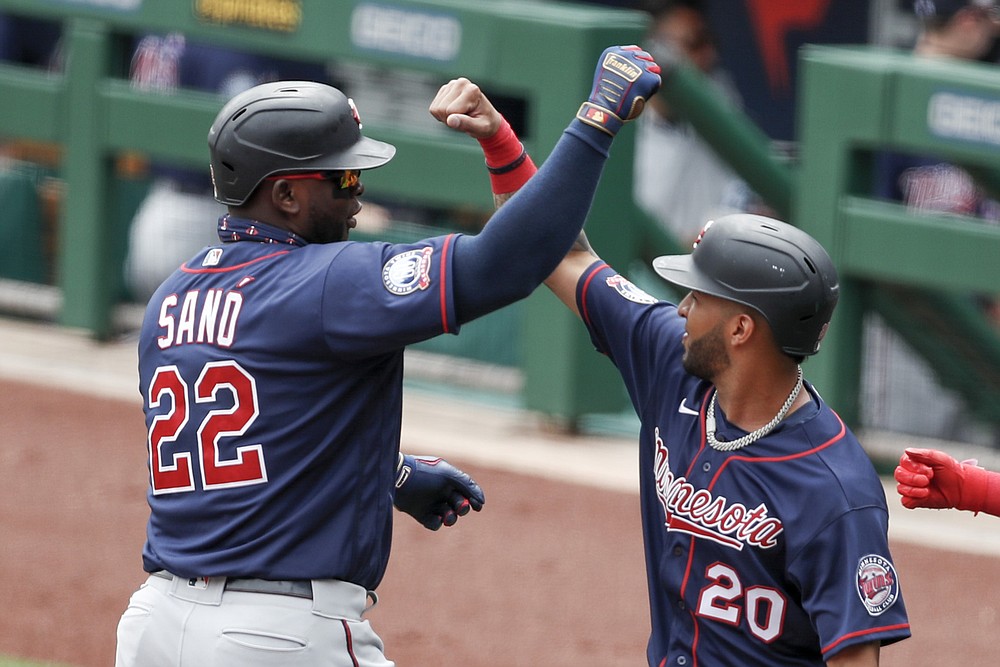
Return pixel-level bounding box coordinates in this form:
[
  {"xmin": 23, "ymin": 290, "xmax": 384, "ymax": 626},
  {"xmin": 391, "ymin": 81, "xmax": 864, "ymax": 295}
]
[{"xmin": 651, "ymin": 214, "xmax": 840, "ymax": 357}]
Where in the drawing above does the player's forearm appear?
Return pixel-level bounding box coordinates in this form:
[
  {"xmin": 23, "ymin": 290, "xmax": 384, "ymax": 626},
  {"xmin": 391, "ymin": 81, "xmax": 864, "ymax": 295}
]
[
  {"xmin": 450, "ymin": 43, "xmax": 659, "ymax": 322},
  {"xmin": 826, "ymin": 640, "xmax": 879, "ymax": 667},
  {"xmin": 451, "ymin": 121, "xmax": 613, "ymax": 323},
  {"xmin": 543, "ymin": 231, "xmax": 600, "ymax": 319},
  {"xmin": 491, "ymin": 190, "xmax": 517, "ymax": 210},
  {"xmin": 478, "ymin": 119, "xmax": 601, "ymax": 319},
  {"xmin": 544, "ymin": 247, "xmax": 600, "ymax": 319}
]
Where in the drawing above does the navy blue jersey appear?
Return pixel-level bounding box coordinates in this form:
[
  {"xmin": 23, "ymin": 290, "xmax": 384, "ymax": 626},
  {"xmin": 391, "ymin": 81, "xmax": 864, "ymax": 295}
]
[
  {"xmin": 138, "ymin": 217, "xmax": 460, "ymax": 589},
  {"xmin": 575, "ymin": 262, "xmax": 910, "ymax": 665}
]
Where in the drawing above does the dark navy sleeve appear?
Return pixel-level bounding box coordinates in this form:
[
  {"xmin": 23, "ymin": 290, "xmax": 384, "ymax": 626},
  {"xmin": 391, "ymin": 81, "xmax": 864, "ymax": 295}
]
[
  {"xmin": 574, "ymin": 261, "xmax": 688, "ymax": 418},
  {"xmin": 320, "ymin": 235, "xmax": 460, "ymax": 358},
  {"xmin": 782, "ymin": 424, "xmax": 911, "ymax": 659},
  {"xmin": 452, "ymin": 123, "xmax": 614, "ymax": 323},
  {"xmin": 790, "ymin": 505, "xmax": 911, "ymax": 659}
]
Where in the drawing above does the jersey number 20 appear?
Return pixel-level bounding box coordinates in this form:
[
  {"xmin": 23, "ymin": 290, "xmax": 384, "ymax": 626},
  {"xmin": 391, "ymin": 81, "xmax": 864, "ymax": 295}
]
[
  {"xmin": 697, "ymin": 562, "xmax": 787, "ymax": 643},
  {"xmin": 146, "ymin": 361, "xmax": 266, "ymax": 494}
]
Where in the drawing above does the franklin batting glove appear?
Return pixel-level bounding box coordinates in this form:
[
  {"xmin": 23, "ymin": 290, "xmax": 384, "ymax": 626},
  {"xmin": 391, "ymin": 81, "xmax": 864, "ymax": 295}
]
[
  {"xmin": 393, "ymin": 454, "xmax": 485, "ymax": 530},
  {"xmin": 576, "ymin": 45, "xmax": 662, "ymax": 137}
]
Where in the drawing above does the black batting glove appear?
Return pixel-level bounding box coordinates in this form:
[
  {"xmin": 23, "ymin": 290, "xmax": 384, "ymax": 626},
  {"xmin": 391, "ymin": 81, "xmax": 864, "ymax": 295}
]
[{"xmin": 393, "ymin": 454, "xmax": 485, "ymax": 530}]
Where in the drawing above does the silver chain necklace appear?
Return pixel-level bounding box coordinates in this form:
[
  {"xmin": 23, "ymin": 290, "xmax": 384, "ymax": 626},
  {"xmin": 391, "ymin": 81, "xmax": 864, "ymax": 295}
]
[{"xmin": 706, "ymin": 366, "xmax": 803, "ymax": 452}]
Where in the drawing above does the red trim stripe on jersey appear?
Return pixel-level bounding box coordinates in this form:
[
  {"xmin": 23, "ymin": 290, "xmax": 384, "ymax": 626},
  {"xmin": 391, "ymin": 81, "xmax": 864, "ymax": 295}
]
[
  {"xmin": 439, "ymin": 234, "xmax": 455, "ymax": 334},
  {"xmin": 689, "ymin": 607, "xmax": 702, "ymax": 667},
  {"xmin": 822, "ymin": 622, "xmax": 911, "ymax": 656},
  {"xmin": 678, "ymin": 511, "xmax": 706, "ymax": 667},
  {"xmin": 708, "ymin": 411, "xmax": 848, "ymax": 488},
  {"xmin": 579, "ymin": 262, "xmax": 611, "ymax": 327},
  {"xmin": 180, "ymin": 250, "xmax": 291, "ymax": 274}
]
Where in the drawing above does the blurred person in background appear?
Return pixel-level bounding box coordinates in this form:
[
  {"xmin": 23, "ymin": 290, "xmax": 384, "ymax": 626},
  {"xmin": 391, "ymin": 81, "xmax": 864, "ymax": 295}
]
[
  {"xmin": 633, "ymin": 0, "xmax": 755, "ymax": 246},
  {"xmin": 866, "ymin": 0, "xmax": 1000, "ymax": 444},
  {"xmin": 879, "ymin": 0, "xmax": 1000, "ymax": 231}
]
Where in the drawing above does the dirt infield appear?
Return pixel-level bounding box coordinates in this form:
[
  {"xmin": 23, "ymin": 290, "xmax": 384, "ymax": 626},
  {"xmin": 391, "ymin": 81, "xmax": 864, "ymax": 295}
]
[{"xmin": 2, "ymin": 377, "xmax": 999, "ymax": 666}]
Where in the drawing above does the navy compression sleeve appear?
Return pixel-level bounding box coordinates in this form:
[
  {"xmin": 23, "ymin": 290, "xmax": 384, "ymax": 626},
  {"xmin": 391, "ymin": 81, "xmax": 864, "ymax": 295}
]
[{"xmin": 452, "ymin": 121, "xmax": 613, "ymax": 323}]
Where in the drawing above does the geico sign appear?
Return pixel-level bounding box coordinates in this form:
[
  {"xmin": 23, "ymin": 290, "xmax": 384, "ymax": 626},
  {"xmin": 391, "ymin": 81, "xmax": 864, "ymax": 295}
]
[
  {"xmin": 928, "ymin": 91, "xmax": 1000, "ymax": 146},
  {"xmin": 351, "ymin": 3, "xmax": 461, "ymax": 62}
]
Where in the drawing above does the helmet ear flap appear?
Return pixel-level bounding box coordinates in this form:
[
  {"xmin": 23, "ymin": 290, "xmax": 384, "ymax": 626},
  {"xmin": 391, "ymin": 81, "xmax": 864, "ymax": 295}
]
[{"xmin": 208, "ymin": 81, "xmax": 395, "ymax": 206}]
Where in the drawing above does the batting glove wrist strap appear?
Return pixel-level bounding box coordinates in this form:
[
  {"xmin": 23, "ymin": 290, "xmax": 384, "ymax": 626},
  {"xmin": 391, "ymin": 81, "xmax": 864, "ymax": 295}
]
[
  {"xmin": 575, "ymin": 45, "xmax": 661, "ymax": 137},
  {"xmin": 576, "ymin": 102, "xmax": 625, "ymax": 137},
  {"xmin": 956, "ymin": 462, "xmax": 1000, "ymax": 515},
  {"xmin": 979, "ymin": 468, "xmax": 1000, "ymax": 516}
]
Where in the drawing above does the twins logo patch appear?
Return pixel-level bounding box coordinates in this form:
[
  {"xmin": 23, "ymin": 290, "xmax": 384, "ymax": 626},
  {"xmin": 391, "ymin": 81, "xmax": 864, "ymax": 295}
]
[
  {"xmin": 856, "ymin": 554, "xmax": 900, "ymax": 616},
  {"xmin": 382, "ymin": 247, "xmax": 433, "ymax": 295},
  {"xmin": 606, "ymin": 275, "xmax": 657, "ymax": 305}
]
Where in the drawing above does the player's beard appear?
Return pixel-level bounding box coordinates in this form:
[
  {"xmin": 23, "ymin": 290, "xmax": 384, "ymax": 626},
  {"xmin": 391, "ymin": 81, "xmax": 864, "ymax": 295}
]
[
  {"xmin": 682, "ymin": 322, "xmax": 730, "ymax": 381},
  {"xmin": 308, "ymin": 200, "xmax": 350, "ymax": 244}
]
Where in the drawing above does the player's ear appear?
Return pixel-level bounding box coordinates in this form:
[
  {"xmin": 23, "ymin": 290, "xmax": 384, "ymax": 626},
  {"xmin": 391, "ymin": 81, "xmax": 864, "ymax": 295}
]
[
  {"xmin": 729, "ymin": 311, "xmax": 756, "ymax": 348},
  {"xmin": 269, "ymin": 179, "xmax": 301, "ymax": 215}
]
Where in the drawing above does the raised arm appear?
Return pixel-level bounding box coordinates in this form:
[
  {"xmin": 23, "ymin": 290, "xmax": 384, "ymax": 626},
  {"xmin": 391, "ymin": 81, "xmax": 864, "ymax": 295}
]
[
  {"xmin": 543, "ymin": 233, "xmax": 601, "ymax": 318},
  {"xmin": 429, "ymin": 77, "xmax": 534, "ymax": 211},
  {"xmin": 432, "ymin": 46, "xmax": 660, "ymax": 324}
]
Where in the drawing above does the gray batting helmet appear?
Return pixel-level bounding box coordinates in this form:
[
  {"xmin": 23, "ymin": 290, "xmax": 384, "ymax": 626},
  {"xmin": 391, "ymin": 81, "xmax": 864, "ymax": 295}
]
[
  {"xmin": 208, "ymin": 80, "xmax": 396, "ymax": 205},
  {"xmin": 651, "ymin": 214, "xmax": 840, "ymax": 357}
]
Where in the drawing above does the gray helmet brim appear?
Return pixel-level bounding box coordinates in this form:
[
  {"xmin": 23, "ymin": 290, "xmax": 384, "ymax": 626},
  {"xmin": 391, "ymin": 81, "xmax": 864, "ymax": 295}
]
[
  {"xmin": 334, "ymin": 135, "xmax": 396, "ymax": 171},
  {"xmin": 652, "ymin": 253, "xmax": 766, "ymax": 319},
  {"xmin": 652, "ymin": 254, "xmax": 718, "ymax": 296}
]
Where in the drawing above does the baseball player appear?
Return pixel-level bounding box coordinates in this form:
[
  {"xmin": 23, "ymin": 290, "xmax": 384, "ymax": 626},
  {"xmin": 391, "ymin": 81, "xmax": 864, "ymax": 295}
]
[
  {"xmin": 539, "ymin": 217, "xmax": 912, "ymax": 665},
  {"xmin": 895, "ymin": 447, "xmax": 1000, "ymax": 515},
  {"xmin": 114, "ymin": 45, "xmax": 661, "ymax": 666}
]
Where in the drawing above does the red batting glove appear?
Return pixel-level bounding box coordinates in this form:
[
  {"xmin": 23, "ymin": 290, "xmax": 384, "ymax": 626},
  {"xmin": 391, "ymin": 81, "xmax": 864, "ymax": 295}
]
[
  {"xmin": 894, "ymin": 449, "xmax": 936, "ymax": 509},
  {"xmin": 895, "ymin": 448, "xmax": 1000, "ymax": 515}
]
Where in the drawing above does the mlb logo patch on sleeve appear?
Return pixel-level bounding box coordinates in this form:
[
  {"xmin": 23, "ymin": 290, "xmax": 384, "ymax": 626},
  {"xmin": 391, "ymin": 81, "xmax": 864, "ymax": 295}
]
[{"xmin": 203, "ymin": 248, "xmax": 224, "ymax": 267}]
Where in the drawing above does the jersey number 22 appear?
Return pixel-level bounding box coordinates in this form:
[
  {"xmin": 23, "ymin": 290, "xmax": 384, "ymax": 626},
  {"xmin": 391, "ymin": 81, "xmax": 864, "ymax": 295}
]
[{"xmin": 146, "ymin": 361, "xmax": 267, "ymax": 494}]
